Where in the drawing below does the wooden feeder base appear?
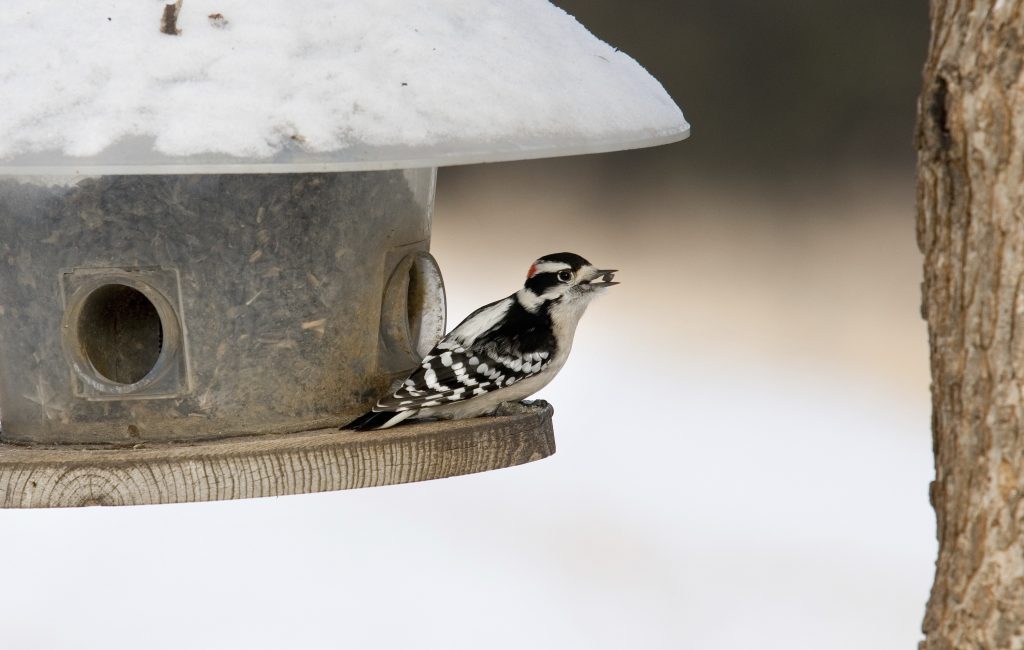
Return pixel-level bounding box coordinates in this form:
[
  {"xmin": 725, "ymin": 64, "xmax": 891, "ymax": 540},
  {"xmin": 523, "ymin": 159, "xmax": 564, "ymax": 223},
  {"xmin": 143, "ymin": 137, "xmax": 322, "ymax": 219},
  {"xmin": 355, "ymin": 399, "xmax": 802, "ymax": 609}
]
[{"xmin": 0, "ymin": 402, "xmax": 554, "ymax": 508}]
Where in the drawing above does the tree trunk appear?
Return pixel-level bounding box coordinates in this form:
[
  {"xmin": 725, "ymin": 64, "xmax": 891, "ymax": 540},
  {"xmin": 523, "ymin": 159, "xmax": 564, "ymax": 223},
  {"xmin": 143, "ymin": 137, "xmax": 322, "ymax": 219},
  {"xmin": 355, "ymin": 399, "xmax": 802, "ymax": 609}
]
[{"xmin": 918, "ymin": 2, "xmax": 1024, "ymax": 648}]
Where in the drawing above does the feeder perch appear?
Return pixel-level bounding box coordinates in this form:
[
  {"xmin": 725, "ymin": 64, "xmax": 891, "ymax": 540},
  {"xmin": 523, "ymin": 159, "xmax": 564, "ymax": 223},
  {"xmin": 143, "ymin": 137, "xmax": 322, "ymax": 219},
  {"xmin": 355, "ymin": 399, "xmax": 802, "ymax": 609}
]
[{"xmin": 0, "ymin": 0, "xmax": 688, "ymax": 507}]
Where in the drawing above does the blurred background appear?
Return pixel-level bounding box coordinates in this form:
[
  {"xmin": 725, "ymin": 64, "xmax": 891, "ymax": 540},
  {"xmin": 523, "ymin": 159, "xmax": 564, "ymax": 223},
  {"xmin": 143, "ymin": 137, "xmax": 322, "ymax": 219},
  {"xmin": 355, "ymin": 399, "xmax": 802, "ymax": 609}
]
[{"xmin": 0, "ymin": 2, "xmax": 934, "ymax": 649}]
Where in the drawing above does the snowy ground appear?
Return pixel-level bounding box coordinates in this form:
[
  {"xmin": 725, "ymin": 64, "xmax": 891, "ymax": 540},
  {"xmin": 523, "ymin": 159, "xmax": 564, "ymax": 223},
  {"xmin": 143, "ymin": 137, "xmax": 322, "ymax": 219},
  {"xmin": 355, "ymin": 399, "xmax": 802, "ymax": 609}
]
[{"xmin": 0, "ymin": 167, "xmax": 934, "ymax": 649}]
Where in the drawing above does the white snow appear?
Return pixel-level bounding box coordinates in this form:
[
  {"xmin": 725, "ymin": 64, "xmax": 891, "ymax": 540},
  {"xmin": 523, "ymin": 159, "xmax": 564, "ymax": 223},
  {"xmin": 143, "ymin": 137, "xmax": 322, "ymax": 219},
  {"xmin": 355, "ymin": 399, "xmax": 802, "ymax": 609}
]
[{"xmin": 0, "ymin": 0, "xmax": 688, "ymax": 171}]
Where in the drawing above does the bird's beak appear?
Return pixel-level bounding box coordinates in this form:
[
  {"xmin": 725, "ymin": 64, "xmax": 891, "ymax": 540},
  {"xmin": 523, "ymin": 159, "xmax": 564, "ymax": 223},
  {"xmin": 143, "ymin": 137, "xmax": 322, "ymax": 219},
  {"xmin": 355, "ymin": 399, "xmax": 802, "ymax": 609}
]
[{"xmin": 588, "ymin": 269, "xmax": 619, "ymax": 287}]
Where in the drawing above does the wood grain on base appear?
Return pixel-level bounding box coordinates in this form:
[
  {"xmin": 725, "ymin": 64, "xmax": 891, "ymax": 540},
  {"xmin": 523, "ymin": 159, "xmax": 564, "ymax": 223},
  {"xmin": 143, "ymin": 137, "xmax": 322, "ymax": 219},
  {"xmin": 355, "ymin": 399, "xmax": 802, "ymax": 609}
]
[{"xmin": 0, "ymin": 402, "xmax": 554, "ymax": 508}]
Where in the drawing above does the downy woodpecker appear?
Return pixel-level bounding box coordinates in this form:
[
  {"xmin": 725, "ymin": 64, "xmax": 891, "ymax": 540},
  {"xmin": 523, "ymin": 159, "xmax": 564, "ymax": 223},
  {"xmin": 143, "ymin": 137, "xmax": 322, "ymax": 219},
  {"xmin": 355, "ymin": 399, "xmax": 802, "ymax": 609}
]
[{"xmin": 344, "ymin": 252, "xmax": 617, "ymax": 430}]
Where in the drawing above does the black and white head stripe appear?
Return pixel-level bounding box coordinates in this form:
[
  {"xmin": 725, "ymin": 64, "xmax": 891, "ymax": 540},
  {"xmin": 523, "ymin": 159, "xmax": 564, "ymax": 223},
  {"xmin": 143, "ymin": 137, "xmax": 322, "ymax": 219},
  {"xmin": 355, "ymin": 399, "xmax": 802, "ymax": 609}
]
[
  {"xmin": 523, "ymin": 252, "xmax": 592, "ymax": 298},
  {"xmin": 527, "ymin": 252, "xmax": 591, "ymax": 279}
]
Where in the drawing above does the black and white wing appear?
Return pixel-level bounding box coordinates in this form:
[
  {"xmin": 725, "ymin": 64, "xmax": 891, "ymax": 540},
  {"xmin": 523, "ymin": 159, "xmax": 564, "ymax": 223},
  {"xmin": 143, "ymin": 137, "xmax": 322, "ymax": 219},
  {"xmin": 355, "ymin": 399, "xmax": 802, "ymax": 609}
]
[{"xmin": 375, "ymin": 295, "xmax": 556, "ymax": 412}]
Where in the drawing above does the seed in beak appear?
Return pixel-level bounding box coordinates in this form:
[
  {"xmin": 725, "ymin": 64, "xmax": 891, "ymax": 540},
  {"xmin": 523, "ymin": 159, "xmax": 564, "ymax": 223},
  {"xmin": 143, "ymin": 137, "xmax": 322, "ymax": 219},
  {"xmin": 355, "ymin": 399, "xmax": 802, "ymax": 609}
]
[{"xmin": 588, "ymin": 269, "xmax": 619, "ymax": 287}]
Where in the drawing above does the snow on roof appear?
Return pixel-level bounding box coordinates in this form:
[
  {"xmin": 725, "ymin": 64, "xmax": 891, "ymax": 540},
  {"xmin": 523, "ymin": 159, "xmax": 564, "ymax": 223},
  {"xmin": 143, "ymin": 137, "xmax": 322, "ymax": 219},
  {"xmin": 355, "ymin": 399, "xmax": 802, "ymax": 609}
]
[{"xmin": 0, "ymin": 0, "xmax": 688, "ymax": 173}]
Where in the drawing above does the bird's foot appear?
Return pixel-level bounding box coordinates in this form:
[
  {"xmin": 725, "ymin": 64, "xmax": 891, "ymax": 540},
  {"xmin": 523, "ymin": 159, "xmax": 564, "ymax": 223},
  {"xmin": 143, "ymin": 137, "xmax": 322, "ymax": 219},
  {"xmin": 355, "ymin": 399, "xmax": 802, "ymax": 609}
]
[{"xmin": 492, "ymin": 399, "xmax": 550, "ymax": 416}]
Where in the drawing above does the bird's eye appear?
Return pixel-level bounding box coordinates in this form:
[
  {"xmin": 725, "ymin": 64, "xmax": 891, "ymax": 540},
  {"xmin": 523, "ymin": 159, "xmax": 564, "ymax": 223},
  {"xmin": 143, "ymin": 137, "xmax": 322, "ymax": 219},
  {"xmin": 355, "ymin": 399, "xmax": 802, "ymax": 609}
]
[{"xmin": 557, "ymin": 270, "xmax": 573, "ymax": 283}]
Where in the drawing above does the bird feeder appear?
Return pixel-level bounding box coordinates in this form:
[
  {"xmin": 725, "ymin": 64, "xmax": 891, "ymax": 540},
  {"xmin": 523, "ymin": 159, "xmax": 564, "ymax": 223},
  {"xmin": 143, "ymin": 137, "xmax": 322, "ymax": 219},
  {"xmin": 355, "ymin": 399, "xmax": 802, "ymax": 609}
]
[{"xmin": 0, "ymin": 1, "xmax": 688, "ymax": 507}]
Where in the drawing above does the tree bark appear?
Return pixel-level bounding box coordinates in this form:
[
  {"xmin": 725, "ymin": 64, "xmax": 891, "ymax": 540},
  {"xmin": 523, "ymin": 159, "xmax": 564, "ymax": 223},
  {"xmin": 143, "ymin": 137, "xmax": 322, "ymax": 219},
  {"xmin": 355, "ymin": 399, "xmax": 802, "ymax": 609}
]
[{"xmin": 918, "ymin": 2, "xmax": 1024, "ymax": 648}]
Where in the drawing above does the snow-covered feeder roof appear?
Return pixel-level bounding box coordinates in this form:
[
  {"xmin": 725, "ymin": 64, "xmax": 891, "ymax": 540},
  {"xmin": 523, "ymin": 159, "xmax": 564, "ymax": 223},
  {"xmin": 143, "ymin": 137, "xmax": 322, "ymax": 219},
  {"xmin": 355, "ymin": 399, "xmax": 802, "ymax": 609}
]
[{"xmin": 0, "ymin": 0, "xmax": 688, "ymax": 175}]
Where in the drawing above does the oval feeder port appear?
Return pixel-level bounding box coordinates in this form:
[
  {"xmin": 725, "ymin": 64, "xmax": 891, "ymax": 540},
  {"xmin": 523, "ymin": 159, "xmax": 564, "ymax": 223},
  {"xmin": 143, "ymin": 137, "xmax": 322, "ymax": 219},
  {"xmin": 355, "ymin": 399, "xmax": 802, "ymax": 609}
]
[
  {"xmin": 60, "ymin": 271, "xmax": 187, "ymax": 401},
  {"xmin": 379, "ymin": 250, "xmax": 447, "ymax": 373},
  {"xmin": 78, "ymin": 284, "xmax": 163, "ymax": 385}
]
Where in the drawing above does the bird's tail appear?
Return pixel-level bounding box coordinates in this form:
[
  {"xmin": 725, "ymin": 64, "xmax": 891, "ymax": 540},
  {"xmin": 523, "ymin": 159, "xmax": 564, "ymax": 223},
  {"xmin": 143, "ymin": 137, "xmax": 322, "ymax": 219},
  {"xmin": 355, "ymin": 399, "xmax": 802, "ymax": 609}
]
[{"xmin": 342, "ymin": 409, "xmax": 416, "ymax": 431}]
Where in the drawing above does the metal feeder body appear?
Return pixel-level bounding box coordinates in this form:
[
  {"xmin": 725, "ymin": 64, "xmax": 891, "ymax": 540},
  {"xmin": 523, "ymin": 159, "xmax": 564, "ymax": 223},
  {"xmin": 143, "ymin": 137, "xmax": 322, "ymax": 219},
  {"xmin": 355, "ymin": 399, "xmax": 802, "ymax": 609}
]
[{"xmin": 0, "ymin": 1, "xmax": 688, "ymax": 507}]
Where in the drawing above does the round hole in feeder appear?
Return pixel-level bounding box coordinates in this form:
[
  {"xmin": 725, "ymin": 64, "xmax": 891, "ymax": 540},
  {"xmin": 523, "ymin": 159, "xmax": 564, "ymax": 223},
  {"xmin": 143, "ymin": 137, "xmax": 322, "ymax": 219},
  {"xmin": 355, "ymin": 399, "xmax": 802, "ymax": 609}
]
[
  {"xmin": 77, "ymin": 283, "xmax": 164, "ymax": 385},
  {"xmin": 404, "ymin": 252, "xmax": 445, "ymax": 358},
  {"xmin": 406, "ymin": 258, "xmax": 429, "ymax": 353},
  {"xmin": 380, "ymin": 251, "xmax": 446, "ymax": 368}
]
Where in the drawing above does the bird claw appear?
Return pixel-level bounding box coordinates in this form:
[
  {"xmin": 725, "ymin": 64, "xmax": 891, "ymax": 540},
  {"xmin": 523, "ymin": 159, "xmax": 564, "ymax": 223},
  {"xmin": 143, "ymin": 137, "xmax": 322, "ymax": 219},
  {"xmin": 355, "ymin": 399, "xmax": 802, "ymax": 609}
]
[{"xmin": 492, "ymin": 399, "xmax": 549, "ymax": 416}]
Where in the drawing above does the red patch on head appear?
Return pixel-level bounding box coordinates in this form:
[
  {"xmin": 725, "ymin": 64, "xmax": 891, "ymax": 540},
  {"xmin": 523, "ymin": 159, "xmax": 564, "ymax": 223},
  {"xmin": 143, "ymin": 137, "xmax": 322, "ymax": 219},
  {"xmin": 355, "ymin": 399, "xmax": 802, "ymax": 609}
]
[{"xmin": 527, "ymin": 263, "xmax": 537, "ymax": 278}]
